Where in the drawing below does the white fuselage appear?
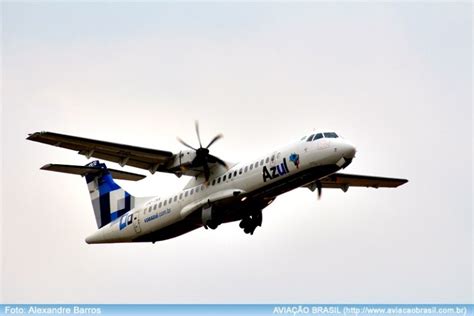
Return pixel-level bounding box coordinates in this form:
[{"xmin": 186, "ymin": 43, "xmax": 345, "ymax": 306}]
[{"xmin": 85, "ymin": 135, "xmax": 356, "ymax": 243}]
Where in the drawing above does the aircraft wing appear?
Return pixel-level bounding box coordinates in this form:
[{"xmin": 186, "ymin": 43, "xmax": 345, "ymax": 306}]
[
  {"xmin": 319, "ymin": 173, "xmax": 408, "ymax": 190},
  {"xmin": 27, "ymin": 131, "xmax": 175, "ymax": 173}
]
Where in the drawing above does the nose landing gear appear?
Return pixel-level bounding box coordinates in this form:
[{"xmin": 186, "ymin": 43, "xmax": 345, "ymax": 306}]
[{"xmin": 239, "ymin": 210, "xmax": 262, "ymax": 235}]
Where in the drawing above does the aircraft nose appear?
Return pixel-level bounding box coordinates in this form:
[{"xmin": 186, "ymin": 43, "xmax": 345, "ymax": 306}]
[{"xmin": 340, "ymin": 141, "xmax": 356, "ymax": 159}]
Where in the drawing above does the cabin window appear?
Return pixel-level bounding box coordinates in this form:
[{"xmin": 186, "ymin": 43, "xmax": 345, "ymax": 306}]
[
  {"xmin": 244, "ymin": 166, "xmax": 248, "ymax": 172},
  {"xmin": 174, "ymin": 196, "xmax": 177, "ymax": 202},
  {"xmin": 190, "ymin": 189, "xmax": 194, "ymax": 195},
  {"xmin": 265, "ymin": 157, "xmax": 269, "ymax": 163},
  {"xmin": 153, "ymin": 204, "xmax": 157, "ymax": 211},
  {"xmin": 185, "ymin": 191, "xmax": 188, "ymax": 197},
  {"xmin": 260, "ymin": 159, "xmax": 264, "ymax": 166},
  {"xmin": 271, "ymin": 155, "xmax": 275, "ymax": 161},
  {"xmin": 164, "ymin": 200, "xmax": 167, "ymax": 206},
  {"xmin": 179, "ymin": 193, "xmax": 183, "ymax": 199},
  {"xmin": 254, "ymin": 162, "xmax": 258, "ymax": 168},
  {"xmin": 229, "ymin": 173, "xmax": 232, "ymax": 179},
  {"xmin": 196, "ymin": 186, "xmax": 199, "ymax": 193},
  {"xmin": 239, "ymin": 168, "xmax": 243, "ymax": 175},
  {"xmin": 233, "ymin": 171, "xmax": 237, "ymax": 177},
  {"xmin": 223, "ymin": 175, "xmax": 227, "ymax": 181},
  {"xmin": 168, "ymin": 198, "xmax": 172, "ymax": 204},
  {"xmin": 159, "ymin": 202, "xmax": 162, "ymax": 208},
  {"xmin": 212, "ymin": 179, "xmax": 216, "ymax": 185}
]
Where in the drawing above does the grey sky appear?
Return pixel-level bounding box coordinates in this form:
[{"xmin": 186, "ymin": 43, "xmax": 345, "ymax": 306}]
[{"xmin": 1, "ymin": 2, "xmax": 472, "ymax": 303}]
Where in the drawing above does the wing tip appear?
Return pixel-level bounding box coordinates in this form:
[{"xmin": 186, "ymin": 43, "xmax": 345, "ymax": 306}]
[
  {"xmin": 40, "ymin": 163, "xmax": 53, "ymax": 170},
  {"xmin": 26, "ymin": 131, "xmax": 48, "ymax": 140},
  {"xmin": 390, "ymin": 178, "xmax": 408, "ymax": 188}
]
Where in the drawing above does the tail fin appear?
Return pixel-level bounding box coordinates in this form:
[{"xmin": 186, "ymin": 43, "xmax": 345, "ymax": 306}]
[{"xmin": 41, "ymin": 160, "xmax": 145, "ymax": 228}]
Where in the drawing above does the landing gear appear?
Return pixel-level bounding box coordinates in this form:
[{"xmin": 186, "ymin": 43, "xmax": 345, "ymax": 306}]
[
  {"xmin": 239, "ymin": 210, "xmax": 262, "ymax": 235},
  {"xmin": 202, "ymin": 203, "xmax": 220, "ymax": 230},
  {"xmin": 206, "ymin": 220, "xmax": 219, "ymax": 230}
]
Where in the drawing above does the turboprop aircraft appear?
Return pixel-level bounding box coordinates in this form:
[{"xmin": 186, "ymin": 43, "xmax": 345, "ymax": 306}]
[{"xmin": 27, "ymin": 123, "xmax": 408, "ymax": 244}]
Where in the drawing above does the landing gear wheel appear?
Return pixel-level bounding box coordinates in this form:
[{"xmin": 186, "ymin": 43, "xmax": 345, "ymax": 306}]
[
  {"xmin": 243, "ymin": 224, "xmax": 256, "ymax": 235},
  {"xmin": 252, "ymin": 211, "xmax": 262, "ymax": 227},
  {"xmin": 240, "ymin": 211, "xmax": 262, "ymax": 235},
  {"xmin": 207, "ymin": 220, "xmax": 219, "ymax": 230},
  {"xmin": 239, "ymin": 218, "xmax": 250, "ymax": 229}
]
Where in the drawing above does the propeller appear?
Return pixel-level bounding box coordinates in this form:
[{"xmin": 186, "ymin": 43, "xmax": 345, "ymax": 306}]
[
  {"xmin": 316, "ymin": 180, "xmax": 322, "ymax": 200},
  {"xmin": 177, "ymin": 121, "xmax": 227, "ymax": 182}
]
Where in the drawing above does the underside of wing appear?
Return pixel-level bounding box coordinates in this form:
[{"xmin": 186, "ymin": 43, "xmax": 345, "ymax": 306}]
[
  {"xmin": 319, "ymin": 173, "xmax": 408, "ymax": 189},
  {"xmin": 27, "ymin": 131, "xmax": 175, "ymax": 173}
]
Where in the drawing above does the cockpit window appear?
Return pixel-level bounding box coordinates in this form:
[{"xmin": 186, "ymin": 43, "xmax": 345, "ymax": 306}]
[
  {"xmin": 313, "ymin": 133, "xmax": 323, "ymax": 140},
  {"xmin": 323, "ymin": 132, "xmax": 338, "ymax": 138},
  {"xmin": 307, "ymin": 134, "xmax": 315, "ymax": 142}
]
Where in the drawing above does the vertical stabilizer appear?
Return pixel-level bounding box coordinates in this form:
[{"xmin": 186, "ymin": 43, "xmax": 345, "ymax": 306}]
[{"xmin": 84, "ymin": 161, "xmax": 135, "ymax": 228}]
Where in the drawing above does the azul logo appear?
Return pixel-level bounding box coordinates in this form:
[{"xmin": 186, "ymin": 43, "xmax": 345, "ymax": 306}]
[
  {"xmin": 262, "ymin": 158, "xmax": 290, "ymax": 182},
  {"xmin": 289, "ymin": 153, "xmax": 300, "ymax": 169}
]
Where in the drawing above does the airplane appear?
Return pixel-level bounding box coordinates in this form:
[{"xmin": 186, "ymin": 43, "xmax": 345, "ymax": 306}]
[{"xmin": 27, "ymin": 123, "xmax": 408, "ymax": 244}]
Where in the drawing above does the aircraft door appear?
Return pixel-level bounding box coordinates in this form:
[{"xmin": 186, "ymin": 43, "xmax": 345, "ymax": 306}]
[{"xmin": 132, "ymin": 212, "xmax": 141, "ymax": 233}]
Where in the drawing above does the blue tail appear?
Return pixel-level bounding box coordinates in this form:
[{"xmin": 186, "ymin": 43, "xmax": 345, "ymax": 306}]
[{"xmin": 85, "ymin": 161, "xmax": 135, "ymax": 228}]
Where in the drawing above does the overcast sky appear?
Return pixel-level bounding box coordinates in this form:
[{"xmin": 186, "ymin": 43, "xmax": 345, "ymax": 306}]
[{"xmin": 1, "ymin": 2, "xmax": 472, "ymax": 303}]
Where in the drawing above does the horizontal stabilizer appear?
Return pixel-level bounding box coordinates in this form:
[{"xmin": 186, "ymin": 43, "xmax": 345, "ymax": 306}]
[{"xmin": 40, "ymin": 164, "xmax": 146, "ymax": 181}]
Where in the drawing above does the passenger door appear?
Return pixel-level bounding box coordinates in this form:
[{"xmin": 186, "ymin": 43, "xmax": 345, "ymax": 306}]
[{"xmin": 132, "ymin": 212, "xmax": 141, "ymax": 233}]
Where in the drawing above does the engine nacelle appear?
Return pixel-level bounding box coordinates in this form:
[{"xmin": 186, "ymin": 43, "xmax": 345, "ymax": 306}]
[
  {"xmin": 173, "ymin": 150, "xmax": 196, "ymax": 168},
  {"xmin": 165, "ymin": 150, "xmax": 201, "ymax": 177}
]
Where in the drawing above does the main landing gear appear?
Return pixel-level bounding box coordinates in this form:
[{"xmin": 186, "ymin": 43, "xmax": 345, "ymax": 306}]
[
  {"xmin": 239, "ymin": 210, "xmax": 262, "ymax": 235},
  {"xmin": 205, "ymin": 220, "xmax": 219, "ymax": 230}
]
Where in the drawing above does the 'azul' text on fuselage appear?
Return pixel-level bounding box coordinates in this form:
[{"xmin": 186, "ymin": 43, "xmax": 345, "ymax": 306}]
[{"xmin": 262, "ymin": 158, "xmax": 290, "ymax": 182}]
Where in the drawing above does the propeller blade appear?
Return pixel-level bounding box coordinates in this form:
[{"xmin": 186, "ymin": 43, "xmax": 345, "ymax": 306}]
[
  {"xmin": 176, "ymin": 122, "xmax": 226, "ymax": 181},
  {"xmin": 203, "ymin": 162, "xmax": 211, "ymax": 182},
  {"xmin": 208, "ymin": 154, "xmax": 228, "ymax": 169},
  {"xmin": 195, "ymin": 120, "xmax": 202, "ymax": 148},
  {"xmin": 206, "ymin": 133, "xmax": 223, "ymax": 149},
  {"xmin": 316, "ymin": 181, "xmax": 322, "ymax": 199},
  {"xmin": 177, "ymin": 137, "xmax": 196, "ymax": 151}
]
